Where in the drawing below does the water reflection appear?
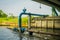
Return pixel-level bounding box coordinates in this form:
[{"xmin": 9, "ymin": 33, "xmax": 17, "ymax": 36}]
[
  {"xmin": 18, "ymin": 32, "xmax": 60, "ymax": 40},
  {"xmin": 19, "ymin": 33, "xmax": 40, "ymax": 40},
  {"xmin": 0, "ymin": 27, "xmax": 60, "ymax": 40},
  {"xmin": 0, "ymin": 27, "xmax": 20, "ymax": 40}
]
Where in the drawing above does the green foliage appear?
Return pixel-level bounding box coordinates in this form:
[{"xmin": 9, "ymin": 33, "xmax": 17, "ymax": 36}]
[
  {"xmin": 0, "ymin": 17, "xmax": 18, "ymax": 23},
  {"xmin": 0, "ymin": 10, "xmax": 8, "ymax": 17},
  {"xmin": 22, "ymin": 17, "xmax": 28, "ymax": 24},
  {"xmin": 8, "ymin": 16, "xmax": 15, "ymax": 19}
]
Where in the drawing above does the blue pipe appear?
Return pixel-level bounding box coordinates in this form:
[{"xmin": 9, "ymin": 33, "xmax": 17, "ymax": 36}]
[{"xmin": 18, "ymin": 13, "xmax": 48, "ymax": 33}]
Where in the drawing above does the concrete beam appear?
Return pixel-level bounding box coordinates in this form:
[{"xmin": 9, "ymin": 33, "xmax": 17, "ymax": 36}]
[{"xmin": 32, "ymin": 0, "xmax": 60, "ymax": 12}]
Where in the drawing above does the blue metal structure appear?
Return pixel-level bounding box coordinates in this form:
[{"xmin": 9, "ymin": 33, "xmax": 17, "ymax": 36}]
[
  {"xmin": 18, "ymin": 8, "xmax": 48, "ymax": 33},
  {"xmin": 52, "ymin": 7, "xmax": 58, "ymax": 16}
]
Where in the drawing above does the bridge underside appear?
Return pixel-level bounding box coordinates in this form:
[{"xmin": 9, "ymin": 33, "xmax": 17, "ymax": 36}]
[{"xmin": 32, "ymin": 0, "xmax": 60, "ymax": 12}]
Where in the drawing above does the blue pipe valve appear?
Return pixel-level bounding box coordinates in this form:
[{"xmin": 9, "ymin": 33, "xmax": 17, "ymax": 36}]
[{"xmin": 20, "ymin": 28, "xmax": 25, "ymax": 33}]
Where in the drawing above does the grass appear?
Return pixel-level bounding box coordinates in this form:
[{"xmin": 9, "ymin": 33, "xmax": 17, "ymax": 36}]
[
  {"xmin": 0, "ymin": 17, "xmax": 28, "ymax": 28},
  {"xmin": 0, "ymin": 17, "xmax": 18, "ymax": 28},
  {"xmin": 0, "ymin": 18, "xmax": 18, "ymax": 24}
]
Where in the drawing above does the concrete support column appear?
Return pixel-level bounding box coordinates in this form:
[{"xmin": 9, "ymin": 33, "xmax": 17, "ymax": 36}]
[{"xmin": 28, "ymin": 15, "xmax": 31, "ymax": 29}]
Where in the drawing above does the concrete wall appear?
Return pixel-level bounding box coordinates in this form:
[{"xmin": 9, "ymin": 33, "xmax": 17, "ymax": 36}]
[{"xmin": 31, "ymin": 16, "xmax": 60, "ymax": 28}]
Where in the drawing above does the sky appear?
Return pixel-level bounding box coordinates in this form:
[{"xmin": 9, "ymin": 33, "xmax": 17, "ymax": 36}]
[{"xmin": 0, "ymin": 0, "xmax": 52, "ymax": 16}]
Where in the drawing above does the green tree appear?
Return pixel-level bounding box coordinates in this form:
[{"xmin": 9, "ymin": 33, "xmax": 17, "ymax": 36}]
[
  {"xmin": 0, "ymin": 10, "xmax": 3, "ymax": 17},
  {"xmin": 0, "ymin": 10, "xmax": 8, "ymax": 17},
  {"xmin": 9, "ymin": 13, "xmax": 15, "ymax": 18}
]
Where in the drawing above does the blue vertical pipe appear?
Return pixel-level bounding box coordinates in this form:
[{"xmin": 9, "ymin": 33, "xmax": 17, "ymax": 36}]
[{"xmin": 19, "ymin": 13, "xmax": 22, "ymax": 28}]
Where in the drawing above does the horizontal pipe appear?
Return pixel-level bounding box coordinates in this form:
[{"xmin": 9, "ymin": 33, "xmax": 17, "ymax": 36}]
[{"xmin": 20, "ymin": 13, "xmax": 48, "ymax": 16}]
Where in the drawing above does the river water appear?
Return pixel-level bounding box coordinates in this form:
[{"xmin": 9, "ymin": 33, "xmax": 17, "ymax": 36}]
[
  {"xmin": 0, "ymin": 27, "xmax": 60, "ymax": 40},
  {"xmin": 0, "ymin": 27, "xmax": 41, "ymax": 40}
]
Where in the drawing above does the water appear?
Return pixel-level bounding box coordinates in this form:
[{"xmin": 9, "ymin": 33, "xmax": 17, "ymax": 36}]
[
  {"xmin": 0, "ymin": 27, "xmax": 20, "ymax": 40},
  {"xmin": 0, "ymin": 27, "xmax": 41, "ymax": 40},
  {"xmin": 0, "ymin": 27, "xmax": 60, "ymax": 40}
]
